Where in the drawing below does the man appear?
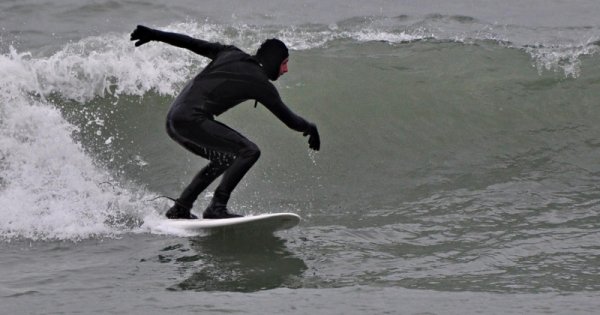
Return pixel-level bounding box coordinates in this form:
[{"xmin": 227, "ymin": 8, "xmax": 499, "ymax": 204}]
[{"xmin": 130, "ymin": 25, "xmax": 320, "ymax": 219}]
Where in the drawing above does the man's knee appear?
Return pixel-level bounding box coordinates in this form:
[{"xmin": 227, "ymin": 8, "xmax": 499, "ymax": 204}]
[{"xmin": 240, "ymin": 142, "xmax": 261, "ymax": 162}]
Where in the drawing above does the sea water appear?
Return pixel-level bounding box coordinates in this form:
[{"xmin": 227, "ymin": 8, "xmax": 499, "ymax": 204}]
[{"xmin": 1, "ymin": 1, "xmax": 600, "ymax": 314}]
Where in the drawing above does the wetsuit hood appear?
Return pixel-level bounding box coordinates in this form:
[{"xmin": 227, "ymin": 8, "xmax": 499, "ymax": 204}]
[{"xmin": 254, "ymin": 38, "xmax": 289, "ymax": 81}]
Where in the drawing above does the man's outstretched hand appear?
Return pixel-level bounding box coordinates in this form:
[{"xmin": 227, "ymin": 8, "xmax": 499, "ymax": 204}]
[
  {"xmin": 304, "ymin": 123, "xmax": 321, "ymax": 151},
  {"xmin": 130, "ymin": 25, "xmax": 156, "ymax": 47}
]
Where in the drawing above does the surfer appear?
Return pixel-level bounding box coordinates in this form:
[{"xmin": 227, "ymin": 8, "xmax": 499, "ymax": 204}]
[{"xmin": 130, "ymin": 25, "xmax": 320, "ymax": 219}]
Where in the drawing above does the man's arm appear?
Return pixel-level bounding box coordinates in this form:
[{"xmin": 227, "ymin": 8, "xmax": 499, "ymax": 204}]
[
  {"xmin": 259, "ymin": 85, "xmax": 321, "ymax": 151},
  {"xmin": 130, "ymin": 25, "xmax": 226, "ymax": 59}
]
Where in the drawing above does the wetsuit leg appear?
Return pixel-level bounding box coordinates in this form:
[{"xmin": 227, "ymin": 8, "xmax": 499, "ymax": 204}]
[
  {"xmin": 177, "ymin": 156, "xmax": 232, "ymax": 209},
  {"xmin": 167, "ymin": 118, "xmax": 260, "ymax": 207}
]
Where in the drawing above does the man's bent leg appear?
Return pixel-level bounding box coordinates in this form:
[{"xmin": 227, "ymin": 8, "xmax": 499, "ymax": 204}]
[
  {"xmin": 167, "ymin": 118, "xmax": 261, "ymax": 219},
  {"xmin": 166, "ymin": 156, "xmax": 233, "ymax": 219},
  {"xmin": 196, "ymin": 121, "xmax": 261, "ymax": 218},
  {"xmin": 213, "ymin": 141, "xmax": 261, "ymax": 204},
  {"xmin": 165, "ymin": 120, "xmax": 232, "ymax": 219},
  {"xmin": 204, "ymin": 142, "xmax": 261, "ymax": 218},
  {"xmin": 177, "ymin": 158, "xmax": 231, "ymax": 209}
]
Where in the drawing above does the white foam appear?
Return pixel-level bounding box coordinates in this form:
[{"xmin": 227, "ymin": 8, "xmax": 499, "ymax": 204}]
[
  {"xmin": 0, "ymin": 96, "xmax": 138, "ymax": 240},
  {"xmin": 0, "ymin": 38, "xmax": 180, "ymax": 241},
  {"xmin": 526, "ymin": 43, "xmax": 599, "ymax": 78},
  {"xmin": 345, "ymin": 29, "xmax": 429, "ymax": 43}
]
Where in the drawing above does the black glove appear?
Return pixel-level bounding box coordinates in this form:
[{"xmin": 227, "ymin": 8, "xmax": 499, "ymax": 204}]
[
  {"xmin": 303, "ymin": 123, "xmax": 320, "ymax": 151},
  {"xmin": 130, "ymin": 25, "xmax": 157, "ymax": 47}
]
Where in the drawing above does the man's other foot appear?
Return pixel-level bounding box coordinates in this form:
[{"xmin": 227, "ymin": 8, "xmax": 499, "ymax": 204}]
[{"xmin": 203, "ymin": 204, "xmax": 243, "ymax": 219}]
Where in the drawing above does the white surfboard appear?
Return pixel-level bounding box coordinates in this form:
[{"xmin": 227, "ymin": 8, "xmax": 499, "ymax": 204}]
[{"xmin": 160, "ymin": 213, "xmax": 301, "ymax": 234}]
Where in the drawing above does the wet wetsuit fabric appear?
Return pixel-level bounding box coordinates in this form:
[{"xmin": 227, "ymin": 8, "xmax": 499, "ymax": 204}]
[{"xmin": 154, "ymin": 30, "xmax": 311, "ymax": 209}]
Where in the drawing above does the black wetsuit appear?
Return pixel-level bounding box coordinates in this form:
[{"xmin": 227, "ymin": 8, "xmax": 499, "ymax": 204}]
[{"xmin": 155, "ymin": 31, "xmax": 312, "ymax": 209}]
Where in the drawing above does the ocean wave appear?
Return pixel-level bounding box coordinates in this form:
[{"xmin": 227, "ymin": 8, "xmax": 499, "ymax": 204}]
[
  {"xmin": 1, "ymin": 17, "xmax": 598, "ymax": 241},
  {"xmin": 3, "ymin": 18, "xmax": 597, "ymax": 102},
  {"xmin": 153, "ymin": 19, "xmax": 600, "ymax": 78},
  {"xmin": 0, "ymin": 47, "xmax": 163, "ymax": 241}
]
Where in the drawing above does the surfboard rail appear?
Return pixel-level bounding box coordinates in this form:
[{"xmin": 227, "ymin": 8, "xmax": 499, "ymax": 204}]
[{"xmin": 160, "ymin": 212, "xmax": 301, "ymax": 234}]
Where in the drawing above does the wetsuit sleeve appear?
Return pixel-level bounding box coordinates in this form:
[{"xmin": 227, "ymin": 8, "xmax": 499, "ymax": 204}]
[
  {"xmin": 152, "ymin": 30, "xmax": 227, "ymax": 59},
  {"xmin": 258, "ymin": 84, "xmax": 311, "ymax": 132}
]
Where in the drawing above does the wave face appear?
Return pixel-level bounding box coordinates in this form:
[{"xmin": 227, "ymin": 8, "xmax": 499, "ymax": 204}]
[{"xmin": 0, "ymin": 17, "xmax": 599, "ymax": 242}]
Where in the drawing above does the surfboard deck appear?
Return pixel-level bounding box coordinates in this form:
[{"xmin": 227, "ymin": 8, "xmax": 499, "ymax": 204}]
[{"xmin": 160, "ymin": 212, "xmax": 301, "ymax": 234}]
